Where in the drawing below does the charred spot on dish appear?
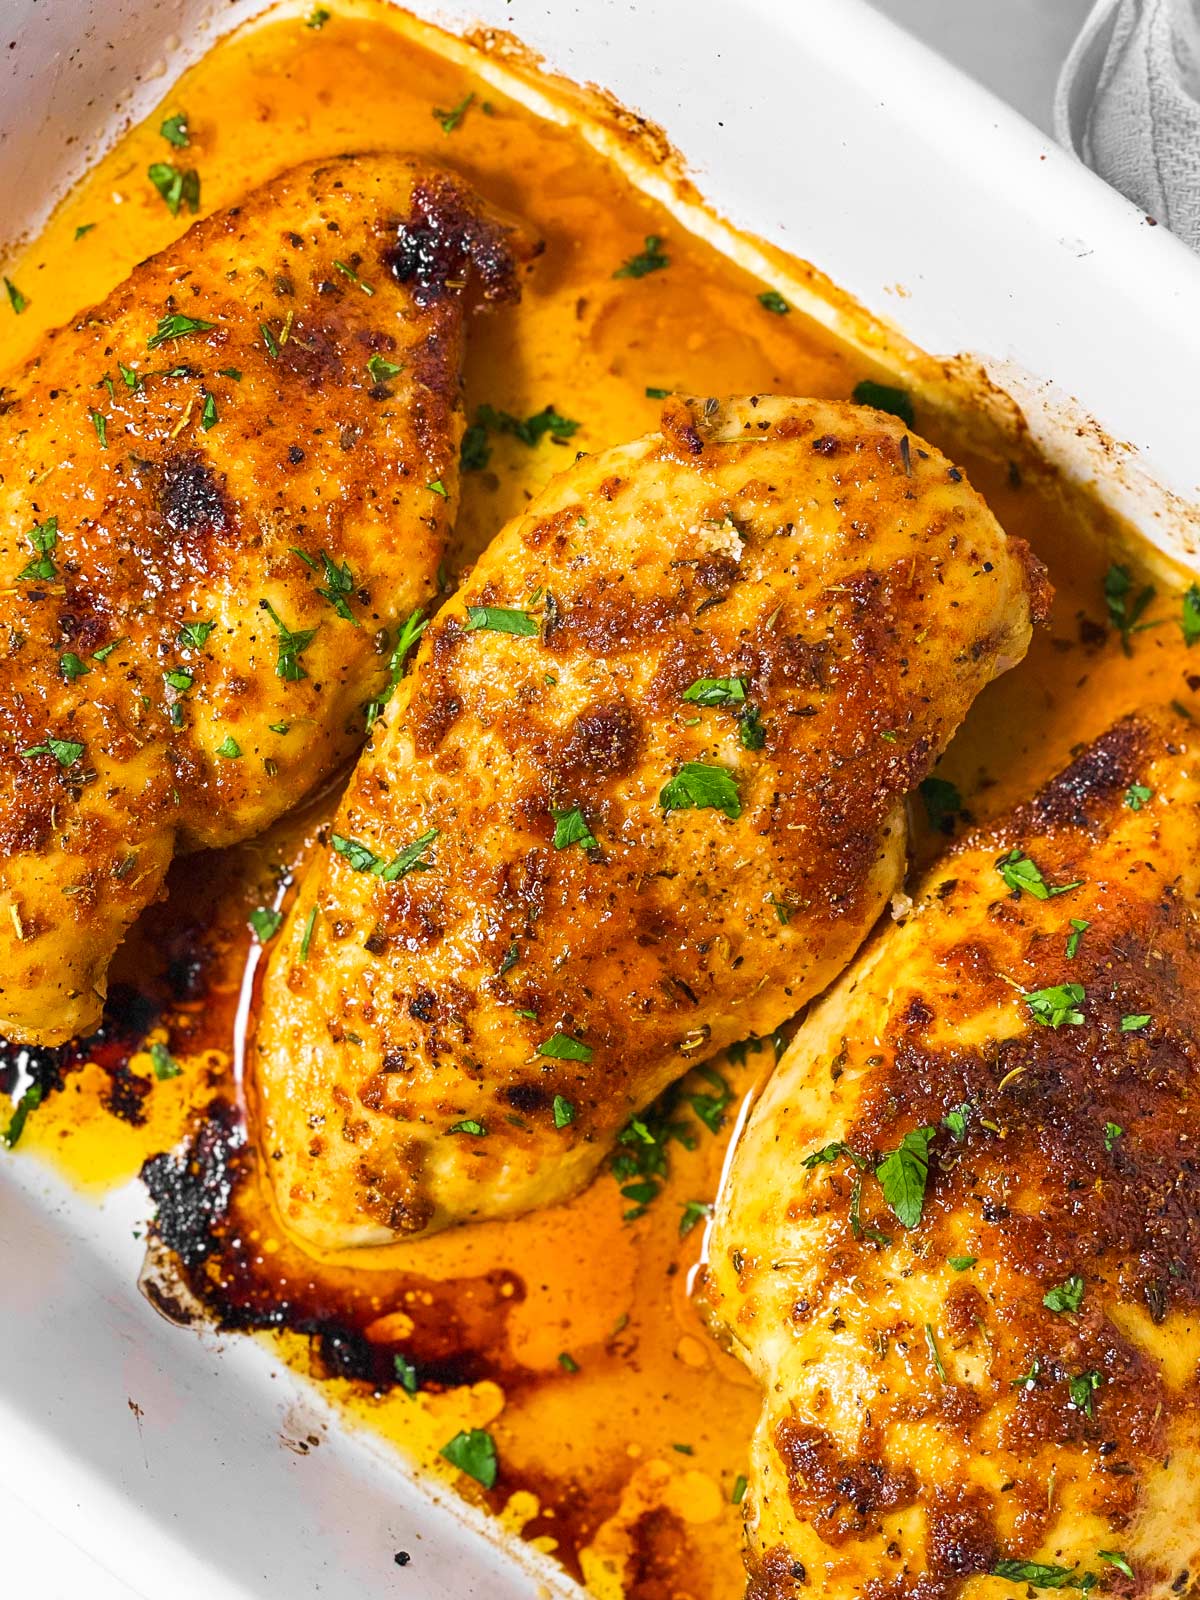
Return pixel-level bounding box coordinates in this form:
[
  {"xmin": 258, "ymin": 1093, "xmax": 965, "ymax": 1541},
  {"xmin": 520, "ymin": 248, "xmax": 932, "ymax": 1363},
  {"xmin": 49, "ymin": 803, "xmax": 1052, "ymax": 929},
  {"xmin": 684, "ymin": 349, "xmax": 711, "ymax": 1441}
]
[
  {"xmin": 156, "ymin": 449, "xmax": 231, "ymax": 543},
  {"xmin": 381, "ymin": 175, "xmax": 530, "ymax": 310},
  {"xmin": 141, "ymin": 1101, "xmax": 246, "ymax": 1269}
]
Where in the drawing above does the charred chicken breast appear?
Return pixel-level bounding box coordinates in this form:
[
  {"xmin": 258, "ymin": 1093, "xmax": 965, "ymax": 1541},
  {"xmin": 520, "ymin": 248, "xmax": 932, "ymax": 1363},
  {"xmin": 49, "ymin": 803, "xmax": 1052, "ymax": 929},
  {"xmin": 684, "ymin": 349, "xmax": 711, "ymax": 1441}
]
[
  {"xmin": 0, "ymin": 152, "xmax": 530, "ymax": 1044},
  {"xmin": 706, "ymin": 709, "xmax": 1200, "ymax": 1600},
  {"xmin": 253, "ymin": 393, "xmax": 1048, "ymax": 1250}
]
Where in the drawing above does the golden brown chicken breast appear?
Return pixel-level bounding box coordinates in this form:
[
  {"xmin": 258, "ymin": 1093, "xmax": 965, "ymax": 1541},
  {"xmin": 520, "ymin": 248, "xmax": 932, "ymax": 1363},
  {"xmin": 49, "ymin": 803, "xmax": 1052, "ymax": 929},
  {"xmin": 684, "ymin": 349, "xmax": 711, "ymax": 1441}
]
[
  {"xmin": 0, "ymin": 152, "xmax": 531, "ymax": 1044},
  {"xmin": 252, "ymin": 393, "xmax": 1048, "ymax": 1251},
  {"xmin": 705, "ymin": 708, "xmax": 1200, "ymax": 1600}
]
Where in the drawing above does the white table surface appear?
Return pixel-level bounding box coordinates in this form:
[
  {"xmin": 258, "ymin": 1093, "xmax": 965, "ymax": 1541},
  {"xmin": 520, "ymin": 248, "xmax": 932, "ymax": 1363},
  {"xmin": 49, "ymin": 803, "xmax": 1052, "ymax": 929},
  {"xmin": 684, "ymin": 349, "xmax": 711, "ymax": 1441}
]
[{"xmin": 1, "ymin": 3, "xmax": 1095, "ymax": 1596}]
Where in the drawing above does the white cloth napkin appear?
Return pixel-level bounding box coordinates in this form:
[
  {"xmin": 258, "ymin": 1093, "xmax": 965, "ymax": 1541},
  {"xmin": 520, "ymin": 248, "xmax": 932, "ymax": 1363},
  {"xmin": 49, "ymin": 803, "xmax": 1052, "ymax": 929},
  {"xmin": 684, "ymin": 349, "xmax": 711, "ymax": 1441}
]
[{"xmin": 1056, "ymin": 0, "xmax": 1200, "ymax": 248}]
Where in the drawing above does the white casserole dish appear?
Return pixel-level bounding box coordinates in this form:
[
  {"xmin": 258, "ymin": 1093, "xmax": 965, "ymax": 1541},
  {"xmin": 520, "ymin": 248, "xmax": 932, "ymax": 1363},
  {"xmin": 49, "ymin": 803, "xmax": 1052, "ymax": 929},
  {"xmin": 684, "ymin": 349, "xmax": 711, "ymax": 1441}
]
[{"xmin": 2, "ymin": 3, "xmax": 1199, "ymax": 1597}]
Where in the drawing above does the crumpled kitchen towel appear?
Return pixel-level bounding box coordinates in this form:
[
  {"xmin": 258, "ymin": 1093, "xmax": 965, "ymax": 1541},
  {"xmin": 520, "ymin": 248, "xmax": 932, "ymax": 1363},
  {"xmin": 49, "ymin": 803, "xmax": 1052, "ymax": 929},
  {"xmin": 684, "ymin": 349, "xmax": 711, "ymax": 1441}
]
[{"xmin": 1055, "ymin": 0, "xmax": 1200, "ymax": 248}]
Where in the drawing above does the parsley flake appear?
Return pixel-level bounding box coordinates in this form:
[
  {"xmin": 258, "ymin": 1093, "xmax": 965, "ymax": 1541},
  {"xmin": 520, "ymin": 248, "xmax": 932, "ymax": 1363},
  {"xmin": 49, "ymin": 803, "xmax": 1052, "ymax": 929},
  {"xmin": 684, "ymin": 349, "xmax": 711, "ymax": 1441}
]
[
  {"xmin": 433, "ymin": 92, "xmax": 474, "ymax": 133},
  {"xmin": 553, "ymin": 1095, "xmax": 575, "ymax": 1129},
  {"xmin": 89, "ymin": 408, "xmax": 109, "ymax": 448},
  {"xmin": 59, "ymin": 652, "xmax": 90, "ymax": 682},
  {"xmin": 852, "ymin": 379, "xmax": 914, "ymax": 427},
  {"xmin": 552, "ymin": 806, "xmax": 597, "ymax": 851},
  {"xmin": 440, "ymin": 1428, "xmax": 498, "ymax": 1490},
  {"xmin": 683, "ymin": 676, "xmax": 745, "ymax": 706},
  {"xmin": 539, "ymin": 1031, "xmax": 592, "ymax": 1062},
  {"xmin": 22, "ymin": 736, "xmax": 84, "ymax": 767},
  {"xmin": 614, "ymin": 235, "xmax": 669, "ymax": 279},
  {"xmin": 299, "ymin": 906, "xmax": 318, "ymax": 961},
  {"xmin": 1043, "ymin": 1275, "xmax": 1085, "ymax": 1314},
  {"xmin": 732, "ymin": 1474, "xmax": 749, "ymax": 1505},
  {"xmin": 200, "ymin": 391, "xmax": 218, "ymax": 431},
  {"xmin": 1026, "ymin": 983, "xmax": 1086, "ymax": 1028},
  {"xmin": 4, "ymin": 277, "xmax": 28, "ymax": 315},
  {"xmin": 949, "ymin": 1255, "xmax": 977, "ymax": 1271},
  {"xmin": 659, "ymin": 762, "xmax": 741, "ymax": 820},
  {"xmin": 876, "ymin": 1126, "xmax": 935, "ymax": 1229},
  {"xmin": 17, "ymin": 515, "xmax": 59, "ymax": 582},
  {"xmin": 1068, "ymin": 1369, "xmax": 1102, "ymax": 1416},
  {"xmin": 992, "ymin": 1560, "xmax": 1080, "ymax": 1590},
  {"xmin": 159, "ymin": 113, "xmax": 189, "ymax": 147},
  {"xmin": 919, "ymin": 775, "xmax": 963, "ymax": 832},
  {"xmin": 393, "ymin": 1352, "xmax": 419, "ymax": 1395},
  {"xmin": 179, "ymin": 621, "xmax": 215, "ymax": 649},
  {"xmin": 1097, "ymin": 1553, "xmax": 1134, "ymax": 1580},
  {"xmin": 996, "ymin": 848, "xmax": 1081, "ymax": 901},
  {"xmin": 450, "ymin": 1119, "xmax": 486, "ymax": 1136},
  {"xmin": 464, "ymin": 604, "xmax": 538, "ymax": 637},
  {"xmin": 149, "ymin": 1040, "xmax": 181, "ymax": 1081},
  {"xmin": 365, "ymin": 353, "xmax": 404, "ymax": 385},
  {"xmin": 1120, "ymin": 1012, "xmax": 1150, "ymax": 1032},
  {"xmin": 1124, "ymin": 783, "xmax": 1152, "ymax": 811},
  {"xmin": 147, "ymin": 312, "xmax": 214, "ymax": 350},
  {"xmin": 148, "ymin": 162, "xmax": 200, "ymax": 217},
  {"xmin": 1066, "ymin": 917, "xmax": 1090, "ymax": 959},
  {"xmin": 216, "ymin": 735, "xmax": 242, "ymax": 759},
  {"xmin": 1182, "ymin": 585, "xmax": 1200, "ymax": 647},
  {"xmin": 3, "ymin": 1083, "xmax": 43, "ymax": 1146},
  {"xmin": 330, "ymin": 827, "xmax": 438, "ymax": 882},
  {"xmin": 1104, "ymin": 563, "xmax": 1157, "ymax": 655},
  {"xmin": 757, "ymin": 290, "xmax": 790, "ymax": 315},
  {"xmin": 1104, "ymin": 1121, "xmax": 1123, "ymax": 1152},
  {"xmin": 259, "ymin": 599, "xmax": 318, "ymax": 681},
  {"xmin": 679, "ymin": 1199, "xmax": 713, "ymax": 1238}
]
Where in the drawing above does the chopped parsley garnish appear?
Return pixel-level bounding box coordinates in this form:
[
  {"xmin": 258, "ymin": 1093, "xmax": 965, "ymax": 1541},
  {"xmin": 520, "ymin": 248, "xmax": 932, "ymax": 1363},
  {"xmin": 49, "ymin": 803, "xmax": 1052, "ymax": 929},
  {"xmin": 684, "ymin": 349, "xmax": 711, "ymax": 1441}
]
[
  {"xmin": 1012, "ymin": 1357, "xmax": 1041, "ymax": 1391},
  {"xmin": 22, "ymin": 736, "xmax": 84, "ymax": 767},
  {"xmin": 803, "ymin": 1139, "xmax": 867, "ymax": 1171},
  {"xmin": 440, "ymin": 1428, "xmax": 498, "ymax": 1490},
  {"xmin": 299, "ymin": 906, "xmax": 318, "ymax": 961},
  {"xmin": 294, "ymin": 547, "xmax": 357, "ymax": 624},
  {"xmin": 216, "ymin": 735, "xmax": 241, "ymax": 759},
  {"xmin": 179, "ymin": 621, "xmax": 215, "ymax": 649},
  {"xmin": 1043, "ymin": 1274, "xmax": 1085, "ymax": 1314},
  {"xmin": 924, "ymin": 1322, "xmax": 947, "ymax": 1381},
  {"xmin": 679, "ymin": 1199, "xmax": 713, "ymax": 1238},
  {"xmin": 330, "ymin": 826, "xmax": 439, "ymax": 882},
  {"xmin": 249, "ymin": 907, "xmax": 282, "ymax": 942},
  {"xmin": 159, "ymin": 113, "xmax": 189, "ymax": 147},
  {"xmin": 732, "ymin": 1474, "xmax": 748, "ymax": 1505},
  {"xmin": 1097, "ymin": 1553, "xmax": 1134, "ymax": 1580},
  {"xmin": 89, "ymin": 408, "xmax": 109, "ymax": 448},
  {"xmin": 553, "ymin": 1095, "xmax": 575, "ymax": 1129},
  {"xmin": 365, "ymin": 353, "xmax": 404, "ymax": 385},
  {"xmin": 738, "ymin": 706, "xmax": 766, "ymax": 750},
  {"xmin": 93, "ymin": 638, "xmax": 125, "ymax": 663},
  {"xmin": 992, "ymin": 1561, "xmax": 1080, "ymax": 1589},
  {"xmin": 557, "ymin": 1351, "xmax": 579, "ymax": 1374},
  {"xmin": 1124, "ymin": 783, "xmax": 1152, "ymax": 811},
  {"xmin": 1066, "ymin": 917, "xmax": 1090, "ymax": 958},
  {"xmin": 1068, "ymin": 1369, "xmax": 1102, "ymax": 1416},
  {"xmin": 614, "ymin": 235, "xmax": 669, "ymax": 279},
  {"xmin": 147, "ymin": 312, "xmax": 214, "ymax": 350},
  {"xmin": 164, "ymin": 668, "xmax": 193, "ymax": 693},
  {"xmin": 306, "ymin": 5, "xmax": 331, "ymax": 26},
  {"xmin": 683, "ymin": 676, "xmax": 745, "ymax": 706},
  {"xmin": 149, "ymin": 1041, "xmax": 181, "ymax": 1080},
  {"xmin": 876, "ymin": 1126, "xmax": 935, "ymax": 1229},
  {"xmin": 17, "ymin": 515, "xmax": 59, "ymax": 582},
  {"xmin": 4, "ymin": 277, "xmax": 28, "ymax": 316},
  {"xmin": 757, "ymin": 289, "xmax": 790, "ymax": 315},
  {"xmin": 659, "ymin": 762, "xmax": 741, "ymax": 820},
  {"xmin": 118, "ymin": 361, "xmax": 141, "ymax": 390},
  {"xmin": 200, "ymin": 391, "xmax": 218, "ymax": 431},
  {"xmin": 3, "ymin": 1083, "xmax": 43, "ymax": 1146},
  {"xmin": 427, "ymin": 479, "xmax": 448, "ymax": 497},
  {"xmin": 852, "ymin": 379, "xmax": 914, "ymax": 427},
  {"xmin": 260, "ymin": 323, "xmax": 280, "ymax": 358},
  {"xmin": 393, "ymin": 1353, "xmax": 419, "ymax": 1395},
  {"xmin": 464, "ymin": 604, "xmax": 538, "ymax": 637},
  {"xmin": 59, "ymin": 653, "xmax": 90, "ymax": 682},
  {"xmin": 552, "ymin": 806, "xmax": 597, "ymax": 851},
  {"xmin": 433, "ymin": 91, "xmax": 474, "ymax": 133},
  {"xmin": 919, "ymin": 775, "xmax": 963, "ymax": 831},
  {"xmin": 1104, "ymin": 562, "xmax": 1157, "ymax": 654},
  {"xmin": 218, "ymin": 366, "xmax": 241, "ymax": 380},
  {"xmin": 461, "ymin": 404, "xmax": 581, "ymax": 472},
  {"xmin": 538, "ymin": 1031, "xmax": 593, "ymax": 1062},
  {"xmin": 996, "ymin": 847, "xmax": 1081, "ymax": 901},
  {"xmin": 450, "ymin": 1119, "xmax": 486, "ymax": 1136},
  {"xmin": 645, "ymin": 386, "xmax": 671, "ymax": 399},
  {"xmin": 148, "ymin": 162, "xmax": 200, "ymax": 217},
  {"xmin": 333, "ymin": 258, "xmax": 374, "ymax": 295},
  {"xmin": 1182, "ymin": 584, "xmax": 1200, "ymax": 647},
  {"xmin": 364, "ymin": 608, "xmax": 426, "ymax": 730},
  {"xmin": 949, "ymin": 1255, "xmax": 977, "ymax": 1271},
  {"xmin": 1120, "ymin": 1012, "xmax": 1150, "ymax": 1032},
  {"xmin": 1026, "ymin": 983, "xmax": 1086, "ymax": 1028},
  {"xmin": 74, "ymin": 223, "xmax": 96, "ymax": 241},
  {"xmin": 259, "ymin": 599, "xmax": 318, "ymax": 681},
  {"xmin": 943, "ymin": 1105, "xmax": 969, "ymax": 1140},
  {"xmin": 1104, "ymin": 1121, "xmax": 1123, "ymax": 1152}
]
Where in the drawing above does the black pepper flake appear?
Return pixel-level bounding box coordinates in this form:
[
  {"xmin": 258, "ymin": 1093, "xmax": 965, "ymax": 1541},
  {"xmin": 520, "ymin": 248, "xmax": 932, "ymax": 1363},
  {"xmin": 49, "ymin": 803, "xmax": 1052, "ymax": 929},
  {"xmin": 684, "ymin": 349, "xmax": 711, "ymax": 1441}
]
[{"xmin": 394, "ymin": 1552, "xmax": 411, "ymax": 1567}]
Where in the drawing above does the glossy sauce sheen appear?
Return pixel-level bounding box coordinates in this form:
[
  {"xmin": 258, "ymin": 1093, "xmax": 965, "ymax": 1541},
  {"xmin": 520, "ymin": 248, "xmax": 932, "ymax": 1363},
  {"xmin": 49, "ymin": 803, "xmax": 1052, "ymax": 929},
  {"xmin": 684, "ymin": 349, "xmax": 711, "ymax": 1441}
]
[{"xmin": 1, "ymin": 6, "xmax": 1197, "ymax": 1598}]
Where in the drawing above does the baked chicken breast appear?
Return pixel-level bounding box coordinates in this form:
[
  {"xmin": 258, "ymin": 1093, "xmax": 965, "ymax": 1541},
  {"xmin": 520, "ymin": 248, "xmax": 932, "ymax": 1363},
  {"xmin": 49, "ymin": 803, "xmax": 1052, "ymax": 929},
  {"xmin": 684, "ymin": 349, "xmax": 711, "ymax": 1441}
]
[
  {"xmin": 253, "ymin": 393, "xmax": 1048, "ymax": 1251},
  {"xmin": 0, "ymin": 153, "xmax": 530, "ymax": 1044},
  {"xmin": 706, "ymin": 708, "xmax": 1200, "ymax": 1600}
]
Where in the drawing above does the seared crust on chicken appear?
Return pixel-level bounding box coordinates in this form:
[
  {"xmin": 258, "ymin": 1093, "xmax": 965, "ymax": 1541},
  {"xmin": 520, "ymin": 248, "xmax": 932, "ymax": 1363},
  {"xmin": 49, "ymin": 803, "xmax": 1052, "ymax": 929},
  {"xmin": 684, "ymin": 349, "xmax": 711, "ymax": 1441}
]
[
  {"xmin": 0, "ymin": 153, "xmax": 530, "ymax": 1044},
  {"xmin": 253, "ymin": 394, "xmax": 1047, "ymax": 1250},
  {"xmin": 706, "ymin": 709, "xmax": 1200, "ymax": 1600}
]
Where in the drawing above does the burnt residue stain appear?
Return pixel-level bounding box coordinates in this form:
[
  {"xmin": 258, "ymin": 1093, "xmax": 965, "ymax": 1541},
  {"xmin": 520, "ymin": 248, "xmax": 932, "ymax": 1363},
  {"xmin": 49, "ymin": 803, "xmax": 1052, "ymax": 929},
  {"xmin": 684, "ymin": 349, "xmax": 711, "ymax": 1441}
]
[
  {"xmin": 0, "ymin": 981, "xmax": 163, "ymax": 1125},
  {"xmin": 142, "ymin": 1100, "xmax": 247, "ymax": 1268},
  {"xmin": 382, "ymin": 173, "xmax": 531, "ymax": 310}
]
